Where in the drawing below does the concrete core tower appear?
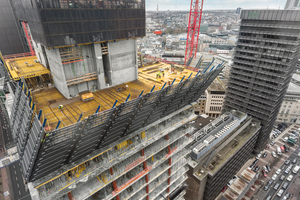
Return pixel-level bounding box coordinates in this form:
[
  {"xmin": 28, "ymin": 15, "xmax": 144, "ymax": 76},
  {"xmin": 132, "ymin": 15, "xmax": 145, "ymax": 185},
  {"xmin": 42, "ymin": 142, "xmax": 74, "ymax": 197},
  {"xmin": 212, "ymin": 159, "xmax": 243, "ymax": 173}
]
[{"xmin": 11, "ymin": 0, "xmax": 145, "ymax": 98}]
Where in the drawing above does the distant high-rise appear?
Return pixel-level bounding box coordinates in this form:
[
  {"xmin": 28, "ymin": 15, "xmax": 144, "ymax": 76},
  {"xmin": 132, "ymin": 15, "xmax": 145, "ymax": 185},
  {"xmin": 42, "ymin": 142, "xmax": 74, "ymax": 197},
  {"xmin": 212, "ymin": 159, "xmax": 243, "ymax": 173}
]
[
  {"xmin": 236, "ymin": 7, "xmax": 242, "ymax": 14},
  {"xmin": 285, "ymin": 0, "xmax": 300, "ymax": 9},
  {"xmin": 223, "ymin": 10, "xmax": 300, "ymax": 149}
]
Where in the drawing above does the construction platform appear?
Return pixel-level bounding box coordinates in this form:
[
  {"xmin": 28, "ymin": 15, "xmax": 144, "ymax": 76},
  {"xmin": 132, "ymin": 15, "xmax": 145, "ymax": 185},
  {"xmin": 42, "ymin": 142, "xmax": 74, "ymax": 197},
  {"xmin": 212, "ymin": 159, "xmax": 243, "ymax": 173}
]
[
  {"xmin": 2, "ymin": 54, "xmax": 51, "ymax": 89},
  {"xmin": 5, "ymin": 56, "xmax": 50, "ymax": 80},
  {"xmin": 31, "ymin": 63, "xmax": 199, "ymax": 131}
]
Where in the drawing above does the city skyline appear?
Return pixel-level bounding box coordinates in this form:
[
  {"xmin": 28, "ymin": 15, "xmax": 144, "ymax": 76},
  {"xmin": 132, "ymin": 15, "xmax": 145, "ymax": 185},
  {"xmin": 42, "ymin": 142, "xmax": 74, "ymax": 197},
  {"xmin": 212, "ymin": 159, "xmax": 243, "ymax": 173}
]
[{"xmin": 146, "ymin": 0, "xmax": 286, "ymax": 11}]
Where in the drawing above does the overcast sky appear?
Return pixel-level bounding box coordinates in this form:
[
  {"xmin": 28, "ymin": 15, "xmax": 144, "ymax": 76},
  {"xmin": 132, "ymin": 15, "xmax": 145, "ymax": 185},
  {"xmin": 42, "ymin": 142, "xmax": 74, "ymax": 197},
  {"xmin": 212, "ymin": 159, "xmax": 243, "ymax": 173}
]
[{"xmin": 146, "ymin": 0, "xmax": 287, "ymax": 11}]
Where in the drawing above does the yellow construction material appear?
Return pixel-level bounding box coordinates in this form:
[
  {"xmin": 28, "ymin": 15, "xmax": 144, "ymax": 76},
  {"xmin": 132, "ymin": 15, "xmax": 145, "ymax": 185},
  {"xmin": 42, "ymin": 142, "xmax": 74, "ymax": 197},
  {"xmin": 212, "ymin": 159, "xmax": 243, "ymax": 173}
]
[
  {"xmin": 116, "ymin": 140, "xmax": 128, "ymax": 150},
  {"xmin": 141, "ymin": 131, "xmax": 146, "ymax": 139},
  {"xmin": 5, "ymin": 56, "xmax": 50, "ymax": 80},
  {"xmin": 81, "ymin": 93, "xmax": 94, "ymax": 102}
]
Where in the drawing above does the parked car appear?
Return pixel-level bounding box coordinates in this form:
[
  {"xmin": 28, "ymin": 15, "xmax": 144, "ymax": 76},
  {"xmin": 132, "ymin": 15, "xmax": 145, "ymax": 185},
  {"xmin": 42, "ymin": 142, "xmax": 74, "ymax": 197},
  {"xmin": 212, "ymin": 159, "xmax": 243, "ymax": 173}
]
[
  {"xmin": 263, "ymin": 153, "xmax": 267, "ymax": 158},
  {"xmin": 285, "ymin": 160, "xmax": 290, "ymax": 165},
  {"xmin": 287, "ymin": 174, "xmax": 293, "ymax": 181},
  {"xmin": 285, "ymin": 193, "xmax": 291, "ymax": 199},
  {"xmin": 292, "ymin": 158, "xmax": 297, "ymax": 164},
  {"xmin": 276, "ymin": 169, "xmax": 281, "ymax": 175},
  {"xmin": 256, "ymin": 153, "xmax": 262, "ymax": 159},
  {"xmin": 292, "ymin": 166, "xmax": 299, "ymax": 174},
  {"xmin": 277, "ymin": 189, "xmax": 284, "ymax": 197},
  {"xmin": 222, "ymin": 185, "xmax": 227, "ymax": 192},
  {"xmin": 265, "ymin": 145, "xmax": 270, "ymax": 149},
  {"xmin": 266, "ymin": 165, "xmax": 271, "ymax": 172},
  {"xmin": 281, "ymin": 146, "xmax": 285, "ymax": 153},
  {"xmin": 277, "ymin": 147, "xmax": 282, "ymax": 155},
  {"xmin": 272, "ymin": 174, "xmax": 278, "ymax": 180},
  {"xmin": 280, "ymin": 175, "xmax": 285, "ymax": 181},
  {"xmin": 264, "ymin": 185, "xmax": 269, "ymax": 191},
  {"xmin": 262, "ymin": 170, "xmax": 267, "ymax": 177},
  {"xmin": 282, "ymin": 182, "xmax": 289, "ymax": 189},
  {"xmin": 254, "ymin": 166, "xmax": 260, "ymax": 172},
  {"xmin": 283, "ymin": 137, "xmax": 288, "ymax": 142},
  {"xmin": 270, "ymin": 141, "xmax": 275, "ymax": 145},
  {"xmin": 284, "ymin": 145, "xmax": 289, "ymax": 152},
  {"xmin": 273, "ymin": 183, "xmax": 280, "ymax": 190},
  {"xmin": 272, "ymin": 151, "xmax": 277, "ymax": 158},
  {"xmin": 266, "ymin": 195, "xmax": 272, "ymax": 200}
]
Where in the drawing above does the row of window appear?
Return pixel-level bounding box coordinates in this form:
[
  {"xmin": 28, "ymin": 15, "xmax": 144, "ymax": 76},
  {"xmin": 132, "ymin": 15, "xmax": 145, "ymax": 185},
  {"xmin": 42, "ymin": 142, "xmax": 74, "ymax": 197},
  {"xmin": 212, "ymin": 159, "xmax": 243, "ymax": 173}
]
[{"xmin": 209, "ymin": 106, "xmax": 222, "ymax": 112}]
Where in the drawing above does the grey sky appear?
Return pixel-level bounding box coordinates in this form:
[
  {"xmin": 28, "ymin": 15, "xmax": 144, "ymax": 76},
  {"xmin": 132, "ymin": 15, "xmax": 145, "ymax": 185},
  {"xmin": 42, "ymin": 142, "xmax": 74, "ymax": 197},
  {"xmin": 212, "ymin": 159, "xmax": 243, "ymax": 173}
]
[{"xmin": 146, "ymin": 0, "xmax": 286, "ymax": 11}]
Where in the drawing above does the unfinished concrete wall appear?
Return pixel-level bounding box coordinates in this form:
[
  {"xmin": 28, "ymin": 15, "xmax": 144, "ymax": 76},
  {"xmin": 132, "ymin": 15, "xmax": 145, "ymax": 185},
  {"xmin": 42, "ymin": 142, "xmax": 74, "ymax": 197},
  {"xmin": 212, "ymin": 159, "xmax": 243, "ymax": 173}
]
[
  {"xmin": 34, "ymin": 41, "xmax": 48, "ymax": 69},
  {"xmin": 61, "ymin": 45, "xmax": 98, "ymax": 97},
  {"xmin": 44, "ymin": 48, "xmax": 69, "ymax": 98},
  {"xmin": 93, "ymin": 43, "xmax": 106, "ymax": 90},
  {"xmin": 107, "ymin": 39, "xmax": 138, "ymax": 86}
]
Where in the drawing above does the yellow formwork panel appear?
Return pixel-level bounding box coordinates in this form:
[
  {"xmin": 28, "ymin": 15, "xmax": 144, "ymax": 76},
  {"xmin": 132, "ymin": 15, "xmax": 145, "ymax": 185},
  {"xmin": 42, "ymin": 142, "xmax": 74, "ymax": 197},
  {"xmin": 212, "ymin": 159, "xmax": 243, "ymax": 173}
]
[
  {"xmin": 5, "ymin": 56, "xmax": 50, "ymax": 80},
  {"xmin": 31, "ymin": 62, "xmax": 196, "ymax": 131}
]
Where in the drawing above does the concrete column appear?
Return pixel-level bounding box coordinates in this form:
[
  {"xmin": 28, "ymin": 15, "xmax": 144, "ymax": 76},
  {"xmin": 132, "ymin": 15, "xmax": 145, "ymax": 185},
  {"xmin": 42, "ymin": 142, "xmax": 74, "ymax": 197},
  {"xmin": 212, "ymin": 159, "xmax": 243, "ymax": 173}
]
[
  {"xmin": 94, "ymin": 43, "xmax": 106, "ymax": 89},
  {"xmin": 45, "ymin": 48, "xmax": 69, "ymax": 98}
]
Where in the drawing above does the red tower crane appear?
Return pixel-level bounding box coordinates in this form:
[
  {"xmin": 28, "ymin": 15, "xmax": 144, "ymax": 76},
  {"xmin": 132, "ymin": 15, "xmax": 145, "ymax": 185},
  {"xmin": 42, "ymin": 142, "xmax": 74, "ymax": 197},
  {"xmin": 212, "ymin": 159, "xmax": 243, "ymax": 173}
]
[{"xmin": 184, "ymin": 0, "xmax": 204, "ymax": 66}]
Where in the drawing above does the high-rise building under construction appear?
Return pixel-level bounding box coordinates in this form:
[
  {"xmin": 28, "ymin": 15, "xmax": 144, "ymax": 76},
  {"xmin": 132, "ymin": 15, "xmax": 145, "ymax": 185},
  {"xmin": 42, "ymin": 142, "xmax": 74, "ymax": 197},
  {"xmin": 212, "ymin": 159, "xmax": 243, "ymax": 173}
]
[
  {"xmin": 0, "ymin": 0, "xmax": 225, "ymax": 199},
  {"xmin": 223, "ymin": 9, "xmax": 300, "ymax": 149}
]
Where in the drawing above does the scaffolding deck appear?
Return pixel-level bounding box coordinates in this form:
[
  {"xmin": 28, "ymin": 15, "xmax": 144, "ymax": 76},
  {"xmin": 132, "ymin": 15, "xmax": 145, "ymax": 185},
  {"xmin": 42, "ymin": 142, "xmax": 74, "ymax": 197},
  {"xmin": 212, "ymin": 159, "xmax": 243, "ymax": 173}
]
[
  {"xmin": 32, "ymin": 63, "xmax": 197, "ymax": 130},
  {"xmin": 5, "ymin": 56, "xmax": 50, "ymax": 80}
]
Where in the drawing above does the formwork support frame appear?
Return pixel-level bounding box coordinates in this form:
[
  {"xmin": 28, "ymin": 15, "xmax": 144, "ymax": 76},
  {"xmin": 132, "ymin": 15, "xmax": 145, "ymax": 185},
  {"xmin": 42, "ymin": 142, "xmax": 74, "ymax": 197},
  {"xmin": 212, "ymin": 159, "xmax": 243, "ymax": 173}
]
[
  {"xmin": 109, "ymin": 167, "xmax": 120, "ymax": 200},
  {"xmin": 141, "ymin": 148, "xmax": 149, "ymax": 200}
]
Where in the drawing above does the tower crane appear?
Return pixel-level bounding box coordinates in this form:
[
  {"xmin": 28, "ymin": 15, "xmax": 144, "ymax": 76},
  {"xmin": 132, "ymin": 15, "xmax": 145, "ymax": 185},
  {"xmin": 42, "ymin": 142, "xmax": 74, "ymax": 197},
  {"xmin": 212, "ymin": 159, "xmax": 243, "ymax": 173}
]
[{"xmin": 184, "ymin": 0, "xmax": 204, "ymax": 66}]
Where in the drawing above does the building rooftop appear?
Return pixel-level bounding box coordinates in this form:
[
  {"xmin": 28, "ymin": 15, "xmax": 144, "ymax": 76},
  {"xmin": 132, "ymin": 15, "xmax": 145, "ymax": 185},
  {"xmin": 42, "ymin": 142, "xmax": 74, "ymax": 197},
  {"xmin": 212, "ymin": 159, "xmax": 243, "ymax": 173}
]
[
  {"xmin": 193, "ymin": 117, "xmax": 260, "ymax": 180},
  {"xmin": 207, "ymin": 77, "xmax": 226, "ymax": 92},
  {"xmin": 31, "ymin": 63, "xmax": 199, "ymax": 130},
  {"xmin": 5, "ymin": 55, "xmax": 50, "ymax": 81}
]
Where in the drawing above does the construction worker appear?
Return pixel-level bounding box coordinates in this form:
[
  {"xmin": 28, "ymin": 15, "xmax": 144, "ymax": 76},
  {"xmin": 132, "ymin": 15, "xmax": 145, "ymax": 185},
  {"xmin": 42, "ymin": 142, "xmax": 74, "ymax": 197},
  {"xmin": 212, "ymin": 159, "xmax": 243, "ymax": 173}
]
[
  {"xmin": 156, "ymin": 70, "xmax": 161, "ymax": 79},
  {"xmin": 58, "ymin": 105, "xmax": 64, "ymax": 109},
  {"xmin": 162, "ymin": 70, "xmax": 165, "ymax": 77}
]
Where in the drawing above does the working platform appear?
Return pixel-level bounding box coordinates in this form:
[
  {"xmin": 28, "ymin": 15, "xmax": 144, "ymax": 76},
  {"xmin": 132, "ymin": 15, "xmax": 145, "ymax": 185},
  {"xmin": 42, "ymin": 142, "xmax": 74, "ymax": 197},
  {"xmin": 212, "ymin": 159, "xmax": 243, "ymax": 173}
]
[
  {"xmin": 31, "ymin": 63, "xmax": 200, "ymax": 130},
  {"xmin": 3, "ymin": 54, "xmax": 51, "ymax": 89},
  {"xmin": 5, "ymin": 56, "xmax": 50, "ymax": 80}
]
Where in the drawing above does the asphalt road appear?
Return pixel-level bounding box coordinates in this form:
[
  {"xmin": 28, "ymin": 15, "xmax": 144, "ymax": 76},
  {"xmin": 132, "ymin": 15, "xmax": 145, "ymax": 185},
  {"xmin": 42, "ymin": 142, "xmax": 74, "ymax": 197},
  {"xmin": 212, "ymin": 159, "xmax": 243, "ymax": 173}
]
[
  {"xmin": 0, "ymin": 106, "xmax": 13, "ymax": 145},
  {"xmin": 262, "ymin": 150, "xmax": 299, "ymax": 200},
  {"xmin": 257, "ymin": 125, "xmax": 300, "ymax": 200},
  {"xmin": 0, "ymin": 106, "xmax": 31, "ymax": 200}
]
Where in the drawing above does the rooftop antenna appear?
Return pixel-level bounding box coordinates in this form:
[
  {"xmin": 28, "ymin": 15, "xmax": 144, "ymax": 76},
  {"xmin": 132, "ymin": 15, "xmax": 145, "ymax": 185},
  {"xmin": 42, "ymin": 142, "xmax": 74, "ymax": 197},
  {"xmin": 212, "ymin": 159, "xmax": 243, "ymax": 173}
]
[{"xmin": 156, "ymin": 1, "xmax": 159, "ymax": 24}]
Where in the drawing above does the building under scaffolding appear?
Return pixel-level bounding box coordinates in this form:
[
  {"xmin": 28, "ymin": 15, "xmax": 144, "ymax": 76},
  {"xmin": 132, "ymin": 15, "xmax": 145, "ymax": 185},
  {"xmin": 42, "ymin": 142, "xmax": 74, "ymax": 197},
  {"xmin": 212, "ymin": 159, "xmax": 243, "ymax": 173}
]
[
  {"xmin": 3, "ymin": 53, "xmax": 224, "ymax": 200},
  {"xmin": 0, "ymin": 0, "xmax": 228, "ymax": 199}
]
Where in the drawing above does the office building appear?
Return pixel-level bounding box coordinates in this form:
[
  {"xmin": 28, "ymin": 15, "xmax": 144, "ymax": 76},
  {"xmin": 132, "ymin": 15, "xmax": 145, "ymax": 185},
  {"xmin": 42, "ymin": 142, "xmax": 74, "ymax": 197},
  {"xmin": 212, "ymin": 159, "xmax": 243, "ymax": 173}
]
[
  {"xmin": 223, "ymin": 10, "xmax": 300, "ymax": 149},
  {"xmin": 285, "ymin": 0, "xmax": 300, "ymax": 9},
  {"xmin": 277, "ymin": 74, "xmax": 300, "ymax": 124},
  {"xmin": 185, "ymin": 110, "xmax": 261, "ymax": 200},
  {"xmin": 195, "ymin": 78, "xmax": 225, "ymax": 118},
  {"xmin": 236, "ymin": 7, "xmax": 242, "ymax": 15}
]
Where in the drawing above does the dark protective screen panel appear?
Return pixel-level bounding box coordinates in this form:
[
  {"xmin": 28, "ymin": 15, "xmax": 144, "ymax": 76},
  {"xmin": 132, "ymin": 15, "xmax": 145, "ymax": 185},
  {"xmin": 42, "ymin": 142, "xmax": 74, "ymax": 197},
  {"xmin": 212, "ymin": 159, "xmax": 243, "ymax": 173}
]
[{"xmin": 11, "ymin": 0, "xmax": 145, "ymax": 47}]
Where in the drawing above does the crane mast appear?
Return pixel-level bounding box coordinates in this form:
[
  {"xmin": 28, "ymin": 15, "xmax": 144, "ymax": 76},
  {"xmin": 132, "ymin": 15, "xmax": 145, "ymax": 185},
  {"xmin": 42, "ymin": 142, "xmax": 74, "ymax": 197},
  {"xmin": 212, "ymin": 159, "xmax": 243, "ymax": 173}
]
[{"xmin": 184, "ymin": 0, "xmax": 204, "ymax": 66}]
